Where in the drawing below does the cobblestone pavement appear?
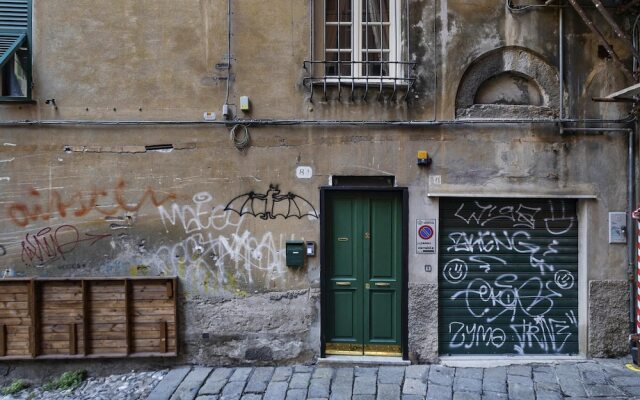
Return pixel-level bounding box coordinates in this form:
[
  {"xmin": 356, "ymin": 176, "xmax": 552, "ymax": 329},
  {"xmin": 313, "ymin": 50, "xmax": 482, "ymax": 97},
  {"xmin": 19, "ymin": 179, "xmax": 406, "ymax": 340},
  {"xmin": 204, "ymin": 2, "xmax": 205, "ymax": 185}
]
[{"xmin": 5, "ymin": 358, "xmax": 640, "ymax": 399}]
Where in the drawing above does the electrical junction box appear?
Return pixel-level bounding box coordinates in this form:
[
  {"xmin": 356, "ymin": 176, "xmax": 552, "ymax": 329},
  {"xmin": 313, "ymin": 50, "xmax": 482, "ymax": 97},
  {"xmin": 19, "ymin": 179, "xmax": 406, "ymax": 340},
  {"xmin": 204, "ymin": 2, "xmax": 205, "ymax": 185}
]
[
  {"xmin": 240, "ymin": 96, "xmax": 250, "ymax": 112},
  {"xmin": 286, "ymin": 240, "xmax": 305, "ymax": 267},
  {"xmin": 609, "ymin": 212, "xmax": 627, "ymax": 244}
]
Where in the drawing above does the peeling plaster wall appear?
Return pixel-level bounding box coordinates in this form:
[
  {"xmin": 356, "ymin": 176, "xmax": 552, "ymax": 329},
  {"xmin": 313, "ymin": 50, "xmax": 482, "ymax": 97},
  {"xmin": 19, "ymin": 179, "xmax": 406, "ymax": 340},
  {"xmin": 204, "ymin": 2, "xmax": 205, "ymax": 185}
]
[{"xmin": 0, "ymin": 0, "xmax": 635, "ymax": 365}]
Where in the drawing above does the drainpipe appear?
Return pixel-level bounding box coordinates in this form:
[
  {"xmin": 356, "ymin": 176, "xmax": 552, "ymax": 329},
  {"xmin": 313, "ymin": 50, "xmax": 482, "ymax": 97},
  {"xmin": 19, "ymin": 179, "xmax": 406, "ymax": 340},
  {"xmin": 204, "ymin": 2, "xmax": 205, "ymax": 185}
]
[
  {"xmin": 630, "ymin": 126, "xmax": 637, "ymax": 334},
  {"xmin": 559, "ymin": 4, "xmax": 564, "ymax": 121}
]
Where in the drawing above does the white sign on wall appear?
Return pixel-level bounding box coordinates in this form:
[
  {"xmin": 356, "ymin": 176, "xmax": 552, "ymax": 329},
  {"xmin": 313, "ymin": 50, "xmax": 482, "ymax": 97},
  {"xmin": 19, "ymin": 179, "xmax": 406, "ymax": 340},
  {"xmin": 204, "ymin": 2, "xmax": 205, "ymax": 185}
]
[
  {"xmin": 416, "ymin": 219, "xmax": 437, "ymax": 254},
  {"xmin": 296, "ymin": 166, "xmax": 313, "ymax": 179}
]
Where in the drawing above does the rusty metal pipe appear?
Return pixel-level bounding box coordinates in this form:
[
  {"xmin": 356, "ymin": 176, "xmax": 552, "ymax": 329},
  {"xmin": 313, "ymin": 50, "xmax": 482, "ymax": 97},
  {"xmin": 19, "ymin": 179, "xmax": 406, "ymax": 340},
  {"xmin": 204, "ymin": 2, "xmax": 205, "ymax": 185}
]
[
  {"xmin": 591, "ymin": 0, "xmax": 640, "ymax": 63},
  {"xmin": 567, "ymin": 0, "xmax": 634, "ymax": 81}
]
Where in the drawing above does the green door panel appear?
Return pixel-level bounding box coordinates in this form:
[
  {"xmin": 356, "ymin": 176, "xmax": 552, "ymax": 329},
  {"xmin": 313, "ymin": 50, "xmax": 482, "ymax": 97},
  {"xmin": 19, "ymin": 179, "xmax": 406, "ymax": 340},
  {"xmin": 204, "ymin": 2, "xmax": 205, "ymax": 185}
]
[
  {"xmin": 326, "ymin": 192, "xmax": 402, "ymax": 356},
  {"xmin": 438, "ymin": 198, "xmax": 579, "ymax": 356}
]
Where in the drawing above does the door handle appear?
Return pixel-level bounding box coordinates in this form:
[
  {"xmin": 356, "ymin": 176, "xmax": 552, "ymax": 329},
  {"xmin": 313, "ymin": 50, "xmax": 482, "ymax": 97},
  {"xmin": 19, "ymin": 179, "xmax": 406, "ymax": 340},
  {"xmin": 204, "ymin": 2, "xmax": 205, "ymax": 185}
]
[
  {"xmin": 374, "ymin": 282, "xmax": 391, "ymax": 287},
  {"xmin": 336, "ymin": 281, "xmax": 352, "ymax": 286}
]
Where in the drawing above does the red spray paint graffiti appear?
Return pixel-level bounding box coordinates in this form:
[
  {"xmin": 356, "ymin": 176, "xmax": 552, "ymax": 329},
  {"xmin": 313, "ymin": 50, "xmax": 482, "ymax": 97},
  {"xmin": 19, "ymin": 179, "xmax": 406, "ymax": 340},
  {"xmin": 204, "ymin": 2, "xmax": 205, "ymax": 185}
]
[{"xmin": 7, "ymin": 179, "xmax": 176, "ymax": 227}]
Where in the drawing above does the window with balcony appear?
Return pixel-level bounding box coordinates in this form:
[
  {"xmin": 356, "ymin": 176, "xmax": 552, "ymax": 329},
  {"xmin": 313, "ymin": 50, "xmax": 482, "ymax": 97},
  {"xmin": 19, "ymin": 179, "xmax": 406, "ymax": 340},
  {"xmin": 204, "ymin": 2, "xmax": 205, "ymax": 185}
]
[{"xmin": 305, "ymin": 0, "xmax": 415, "ymax": 101}]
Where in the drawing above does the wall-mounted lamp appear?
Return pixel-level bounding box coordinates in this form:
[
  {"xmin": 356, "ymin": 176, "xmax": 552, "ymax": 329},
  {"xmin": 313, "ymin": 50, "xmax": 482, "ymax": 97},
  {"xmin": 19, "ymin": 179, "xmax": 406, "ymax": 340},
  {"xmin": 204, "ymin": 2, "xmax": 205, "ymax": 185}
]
[{"xmin": 417, "ymin": 150, "xmax": 432, "ymax": 167}]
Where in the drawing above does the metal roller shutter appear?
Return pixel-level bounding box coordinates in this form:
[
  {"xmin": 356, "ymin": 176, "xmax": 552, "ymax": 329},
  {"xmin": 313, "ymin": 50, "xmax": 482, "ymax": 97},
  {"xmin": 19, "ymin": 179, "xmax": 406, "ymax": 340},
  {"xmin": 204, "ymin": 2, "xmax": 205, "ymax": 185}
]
[{"xmin": 438, "ymin": 198, "xmax": 579, "ymax": 355}]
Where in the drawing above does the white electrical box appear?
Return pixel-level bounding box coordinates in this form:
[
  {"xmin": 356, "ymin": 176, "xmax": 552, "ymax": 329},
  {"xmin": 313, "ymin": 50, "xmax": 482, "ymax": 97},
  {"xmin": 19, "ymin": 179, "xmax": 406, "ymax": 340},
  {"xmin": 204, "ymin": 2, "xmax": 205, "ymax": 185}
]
[
  {"xmin": 240, "ymin": 96, "xmax": 250, "ymax": 111},
  {"xmin": 203, "ymin": 112, "xmax": 216, "ymax": 121},
  {"xmin": 609, "ymin": 212, "xmax": 627, "ymax": 244}
]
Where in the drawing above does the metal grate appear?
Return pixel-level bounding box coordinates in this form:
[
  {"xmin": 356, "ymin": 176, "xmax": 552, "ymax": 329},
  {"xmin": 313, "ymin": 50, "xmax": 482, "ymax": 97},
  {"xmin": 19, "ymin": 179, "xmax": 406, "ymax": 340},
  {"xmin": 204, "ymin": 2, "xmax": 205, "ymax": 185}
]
[{"xmin": 303, "ymin": 60, "xmax": 417, "ymax": 102}]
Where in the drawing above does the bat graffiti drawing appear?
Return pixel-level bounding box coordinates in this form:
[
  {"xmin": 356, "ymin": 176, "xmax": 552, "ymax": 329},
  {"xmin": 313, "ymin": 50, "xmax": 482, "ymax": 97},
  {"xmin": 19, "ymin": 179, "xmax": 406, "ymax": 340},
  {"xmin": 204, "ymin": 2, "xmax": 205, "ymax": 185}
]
[{"xmin": 224, "ymin": 185, "xmax": 318, "ymax": 220}]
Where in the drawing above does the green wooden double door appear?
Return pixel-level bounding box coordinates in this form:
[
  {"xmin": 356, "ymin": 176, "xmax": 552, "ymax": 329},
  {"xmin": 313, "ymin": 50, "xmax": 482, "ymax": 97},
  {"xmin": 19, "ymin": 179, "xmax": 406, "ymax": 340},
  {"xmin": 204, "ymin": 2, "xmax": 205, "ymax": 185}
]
[{"xmin": 324, "ymin": 191, "xmax": 403, "ymax": 356}]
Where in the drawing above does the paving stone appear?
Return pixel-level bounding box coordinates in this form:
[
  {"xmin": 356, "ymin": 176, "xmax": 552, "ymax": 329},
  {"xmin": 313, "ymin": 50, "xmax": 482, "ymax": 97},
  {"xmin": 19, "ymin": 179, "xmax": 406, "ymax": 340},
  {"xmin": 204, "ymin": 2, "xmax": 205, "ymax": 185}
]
[
  {"xmin": 244, "ymin": 367, "xmax": 275, "ymax": 393},
  {"xmin": 482, "ymin": 377, "xmax": 506, "ymax": 394},
  {"xmin": 264, "ymin": 381, "xmax": 288, "ymax": 400},
  {"xmin": 535, "ymin": 381, "xmax": 560, "ymax": 392},
  {"xmin": 453, "ymin": 376, "xmax": 481, "ymax": 393},
  {"xmin": 558, "ymin": 378, "xmax": 587, "ymax": 397},
  {"xmin": 240, "ymin": 395, "xmax": 261, "ymax": 400},
  {"xmin": 426, "ymin": 383, "xmax": 452, "ymax": 400},
  {"xmin": 577, "ymin": 362, "xmax": 603, "ymax": 372},
  {"xmin": 533, "ymin": 371, "xmax": 557, "ymax": 384},
  {"xmin": 507, "ymin": 374, "xmax": 534, "ymax": 400},
  {"xmin": 403, "ymin": 378, "xmax": 427, "ymax": 395},
  {"xmin": 354, "ymin": 375, "xmax": 377, "ymax": 395},
  {"xmin": 200, "ymin": 376, "xmax": 229, "ymax": 396},
  {"xmin": 294, "ymin": 365, "xmax": 314, "ymax": 373},
  {"xmin": 609, "ymin": 375, "xmax": 640, "ymax": 386},
  {"xmin": 196, "ymin": 396, "xmax": 219, "ymax": 400},
  {"xmin": 580, "ymin": 370, "xmax": 607, "ymax": 385},
  {"xmin": 621, "ymin": 385, "xmax": 640, "ymax": 396},
  {"xmin": 406, "ymin": 365, "xmax": 429, "ymax": 380},
  {"xmin": 354, "ymin": 367, "xmax": 379, "ymax": 377},
  {"xmin": 229, "ymin": 368, "xmax": 253, "ymax": 382},
  {"xmin": 378, "ymin": 366, "xmax": 405, "ymax": 384},
  {"xmin": 148, "ymin": 366, "xmax": 192, "ymax": 400},
  {"xmin": 507, "ymin": 365, "xmax": 531, "ymax": 377},
  {"xmin": 220, "ymin": 381, "xmax": 246, "ymax": 400},
  {"xmin": 532, "ymin": 365, "xmax": 555, "ymax": 374},
  {"xmin": 481, "ymin": 393, "xmax": 507, "ymax": 400},
  {"xmin": 452, "ymin": 392, "xmax": 477, "ymax": 400},
  {"xmin": 330, "ymin": 382, "xmax": 353, "ymax": 400},
  {"xmin": 209, "ymin": 369, "xmax": 234, "ymax": 382},
  {"xmin": 455, "ymin": 368, "xmax": 482, "ymax": 380},
  {"xmin": 334, "ymin": 367, "xmax": 354, "ymax": 382},
  {"xmin": 352, "ymin": 396, "xmax": 376, "ymax": 400},
  {"xmin": 429, "ymin": 367, "xmax": 454, "ymax": 387},
  {"xmin": 286, "ymin": 388, "xmax": 307, "ymax": 400},
  {"xmin": 535, "ymin": 390, "xmax": 563, "ymax": 400},
  {"xmin": 401, "ymin": 395, "xmax": 425, "ymax": 400},
  {"xmin": 271, "ymin": 367, "xmax": 293, "ymax": 382},
  {"xmin": 288, "ymin": 373, "xmax": 311, "ymax": 389},
  {"xmin": 584, "ymin": 384, "xmax": 625, "ymax": 397},
  {"xmin": 555, "ymin": 364, "xmax": 581, "ymax": 379},
  {"xmin": 377, "ymin": 383, "xmax": 401, "ymax": 400},
  {"xmin": 308, "ymin": 378, "xmax": 331, "ymax": 398},
  {"xmin": 313, "ymin": 368, "xmax": 334, "ymax": 379},
  {"xmin": 482, "ymin": 367, "xmax": 506, "ymax": 379},
  {"xmin": 171, "ymin": 367, "xmax": 213, "ymax": 400}
]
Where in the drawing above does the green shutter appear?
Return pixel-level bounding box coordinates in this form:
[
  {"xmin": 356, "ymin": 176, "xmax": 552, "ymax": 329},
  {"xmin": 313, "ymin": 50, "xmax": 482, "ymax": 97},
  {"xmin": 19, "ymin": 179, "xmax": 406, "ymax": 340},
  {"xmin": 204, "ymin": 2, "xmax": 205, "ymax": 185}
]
[
  {"xmin": 0, "ymin": 0, "xmax": 30, "ymax": 71},
  {"xmin": 438, "ymin": 198, "xmax": 579, "ymax": 355}
]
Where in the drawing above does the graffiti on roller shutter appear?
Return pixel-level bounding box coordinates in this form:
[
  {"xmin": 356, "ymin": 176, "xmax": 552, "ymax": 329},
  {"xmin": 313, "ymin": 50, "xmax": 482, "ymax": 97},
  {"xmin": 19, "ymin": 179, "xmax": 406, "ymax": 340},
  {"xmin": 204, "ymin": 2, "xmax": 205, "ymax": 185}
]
[{"xmin": 444, "ymin": 200, "xmax": 577, "ymax": 355}]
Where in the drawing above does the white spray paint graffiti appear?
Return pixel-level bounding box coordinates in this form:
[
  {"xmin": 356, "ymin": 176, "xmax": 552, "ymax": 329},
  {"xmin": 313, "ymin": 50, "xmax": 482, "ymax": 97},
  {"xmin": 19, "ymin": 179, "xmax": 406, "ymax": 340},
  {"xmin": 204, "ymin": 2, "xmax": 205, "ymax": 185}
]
[
  {"xmin": 155, "ymin": 192, "xmax": 292, "ymax": 294},
  {"xmin": 443, "ymin": 200, "xmax": 578, "ymax": 355}
]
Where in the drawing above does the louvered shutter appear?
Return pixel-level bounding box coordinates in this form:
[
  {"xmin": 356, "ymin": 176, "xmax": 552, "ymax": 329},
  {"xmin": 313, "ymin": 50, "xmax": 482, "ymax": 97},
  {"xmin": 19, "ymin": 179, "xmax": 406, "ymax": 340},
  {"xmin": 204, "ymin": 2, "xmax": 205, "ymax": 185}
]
[{"xmin": 0, "ymin": 0, "xmax": 30, "ymax": 69}]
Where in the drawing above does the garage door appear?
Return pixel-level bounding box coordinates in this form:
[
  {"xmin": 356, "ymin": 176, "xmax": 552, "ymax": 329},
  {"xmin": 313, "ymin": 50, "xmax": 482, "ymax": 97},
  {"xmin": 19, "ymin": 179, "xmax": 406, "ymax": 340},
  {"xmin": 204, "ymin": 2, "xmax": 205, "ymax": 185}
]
[{"xmin": 439, "ymin": 198, "xmax": 578, "ymax": 355}]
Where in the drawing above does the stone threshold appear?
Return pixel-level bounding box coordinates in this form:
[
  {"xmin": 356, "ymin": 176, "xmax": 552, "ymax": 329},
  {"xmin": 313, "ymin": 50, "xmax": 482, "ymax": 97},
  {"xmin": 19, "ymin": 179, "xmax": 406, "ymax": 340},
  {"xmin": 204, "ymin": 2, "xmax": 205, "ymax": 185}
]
[
  {"xmin": 317, "ymin": 355, "xmax": 411, "ymax": 367},
  {"xmin": 440, "ymin": 354, "xmax": 587, "ymax": 368}
]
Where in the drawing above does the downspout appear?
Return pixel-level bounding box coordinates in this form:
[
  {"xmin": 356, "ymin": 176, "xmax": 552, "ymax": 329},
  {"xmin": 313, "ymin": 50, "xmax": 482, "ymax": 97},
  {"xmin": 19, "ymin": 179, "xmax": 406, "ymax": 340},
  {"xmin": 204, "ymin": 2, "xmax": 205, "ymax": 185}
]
[
  {"xmin": 629, "ymin": 126, "xmax": 636, "ymax": 334},
  {"xmin": 559, "ymin": 4, "xmax": 564, "ymax": 121}
]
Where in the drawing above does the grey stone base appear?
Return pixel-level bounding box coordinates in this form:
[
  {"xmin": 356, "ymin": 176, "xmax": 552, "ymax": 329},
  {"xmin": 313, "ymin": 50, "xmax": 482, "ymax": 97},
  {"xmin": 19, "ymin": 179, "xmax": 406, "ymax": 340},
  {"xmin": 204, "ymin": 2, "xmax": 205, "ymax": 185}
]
[
  {"xmin": 408, "ymin": 283, "xmax": 438, "ymax": 363},
  {"xmin": 588, "ymin": 280, "xmax": 629, "ymax": 357}
]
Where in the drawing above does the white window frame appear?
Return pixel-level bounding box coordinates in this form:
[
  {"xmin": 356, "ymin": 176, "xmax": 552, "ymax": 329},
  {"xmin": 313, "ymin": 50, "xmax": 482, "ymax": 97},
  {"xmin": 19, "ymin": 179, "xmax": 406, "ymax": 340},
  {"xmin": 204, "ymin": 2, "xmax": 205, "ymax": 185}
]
[{"xmin": 324, "ymin": 0, "xmax": 402, "ymax": 82}]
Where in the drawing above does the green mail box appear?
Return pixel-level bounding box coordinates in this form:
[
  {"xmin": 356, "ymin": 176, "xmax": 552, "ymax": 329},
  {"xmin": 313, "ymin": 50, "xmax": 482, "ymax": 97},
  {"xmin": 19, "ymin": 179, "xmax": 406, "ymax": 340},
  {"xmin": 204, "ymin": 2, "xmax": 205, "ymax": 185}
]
[{"xmin": 286, "ymin": 240, "xmax": 305, "ymax": 268}]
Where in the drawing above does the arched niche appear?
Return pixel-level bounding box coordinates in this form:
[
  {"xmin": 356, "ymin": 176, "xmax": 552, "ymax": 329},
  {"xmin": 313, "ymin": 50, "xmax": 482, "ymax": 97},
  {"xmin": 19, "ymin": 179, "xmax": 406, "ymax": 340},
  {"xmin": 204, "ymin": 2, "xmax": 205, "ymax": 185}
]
[{"xmin": 456, "ymin": 47, "xmax": 560, "ymax": 119}]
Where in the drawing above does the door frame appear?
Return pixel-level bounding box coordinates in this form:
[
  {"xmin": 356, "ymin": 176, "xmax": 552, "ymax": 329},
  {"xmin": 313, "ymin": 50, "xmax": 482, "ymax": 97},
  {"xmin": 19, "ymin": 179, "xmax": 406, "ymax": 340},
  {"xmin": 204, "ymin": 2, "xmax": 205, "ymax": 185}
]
[{"xmin": 320, "ymin": 186, "xmax": 409, "ymax": 359}]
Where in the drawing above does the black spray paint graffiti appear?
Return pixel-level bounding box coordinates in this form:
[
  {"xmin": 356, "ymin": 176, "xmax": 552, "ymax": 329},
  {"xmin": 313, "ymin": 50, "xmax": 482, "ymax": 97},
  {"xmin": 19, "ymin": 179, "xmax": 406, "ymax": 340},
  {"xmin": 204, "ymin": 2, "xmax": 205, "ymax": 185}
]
[
  {"xmin": 224, "ymin": 184, "xmax": 318, "ymax": 220},
  {"xmin": 0, "ymin": 244, "xmax": 5, "ymax": 256}
]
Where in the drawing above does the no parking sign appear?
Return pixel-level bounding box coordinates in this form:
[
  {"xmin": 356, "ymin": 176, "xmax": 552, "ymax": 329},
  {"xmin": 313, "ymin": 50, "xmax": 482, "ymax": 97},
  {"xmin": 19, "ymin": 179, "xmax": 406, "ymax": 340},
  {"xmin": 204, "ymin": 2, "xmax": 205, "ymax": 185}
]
[{"xmin": 416, "ymin": 219, "xmax": 436, "ymax": 254}]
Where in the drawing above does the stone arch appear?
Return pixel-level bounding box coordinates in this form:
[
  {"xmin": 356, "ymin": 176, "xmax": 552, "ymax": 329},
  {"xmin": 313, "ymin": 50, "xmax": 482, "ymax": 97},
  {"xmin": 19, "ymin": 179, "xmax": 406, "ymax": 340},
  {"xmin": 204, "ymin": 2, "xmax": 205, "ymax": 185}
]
[{"xmin": 455, "ymin": 46, "xmax": 560, "ymax": 119}]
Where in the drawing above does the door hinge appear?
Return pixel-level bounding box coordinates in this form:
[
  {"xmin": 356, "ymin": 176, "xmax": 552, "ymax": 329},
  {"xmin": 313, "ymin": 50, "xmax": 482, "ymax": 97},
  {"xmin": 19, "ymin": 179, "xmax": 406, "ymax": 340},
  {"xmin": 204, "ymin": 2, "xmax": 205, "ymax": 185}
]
[{"xmin": 364, "ymin": 232, "xmax": 371, "ymax": 240}]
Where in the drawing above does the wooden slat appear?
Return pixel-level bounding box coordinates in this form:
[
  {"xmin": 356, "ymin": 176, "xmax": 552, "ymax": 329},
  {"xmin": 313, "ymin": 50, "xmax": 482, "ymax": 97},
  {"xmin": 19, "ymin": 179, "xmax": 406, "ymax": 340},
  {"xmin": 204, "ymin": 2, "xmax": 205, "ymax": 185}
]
[
  {"xmin": 0, "ymin": 324, "xmax": 6, "ymax": 356},
  {"xmin": 125, "ymin": 280, "xmax": 131, "ymax": 355},
  {"xmin": 0, "ymin": 293, "xmax": 29, "ymax": 302},
  {"xmin": 0, "ymin": 284, "xmax": 29, "ymax": 294},
  {"xmin": 159, "ymin": 321, "xmax": 167, "ymax": 353},
  {"xmin": 69, "ymin": 324, "xmax": 77, "ymax": 355},
  {"xmin": 29, "ymin": 280, "xmax": 38, "ymax": 357},
  {"xmin": 82, "ymin": 280, "xmax": 89, "ymax": 356},
  {"xmin": 172, "ymin": 278, "xmax": 178, "ymax": 356}
]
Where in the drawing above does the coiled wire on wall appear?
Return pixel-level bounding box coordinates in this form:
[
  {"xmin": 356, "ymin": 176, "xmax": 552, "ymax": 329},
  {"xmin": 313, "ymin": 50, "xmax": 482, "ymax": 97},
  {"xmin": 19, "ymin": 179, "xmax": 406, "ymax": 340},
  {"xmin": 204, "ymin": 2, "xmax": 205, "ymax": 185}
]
[{"xmin": 230, "ymin": 124, "xmax": 250, "ymax": 150}]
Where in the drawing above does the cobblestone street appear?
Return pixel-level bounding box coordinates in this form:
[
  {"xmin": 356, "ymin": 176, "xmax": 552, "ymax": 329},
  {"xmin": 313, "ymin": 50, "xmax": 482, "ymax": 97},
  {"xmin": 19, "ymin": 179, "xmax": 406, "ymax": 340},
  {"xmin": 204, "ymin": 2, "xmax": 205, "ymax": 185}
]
[{"xmin": 5, "ymin": 358, "xmax": 640, "ymax": 399}]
